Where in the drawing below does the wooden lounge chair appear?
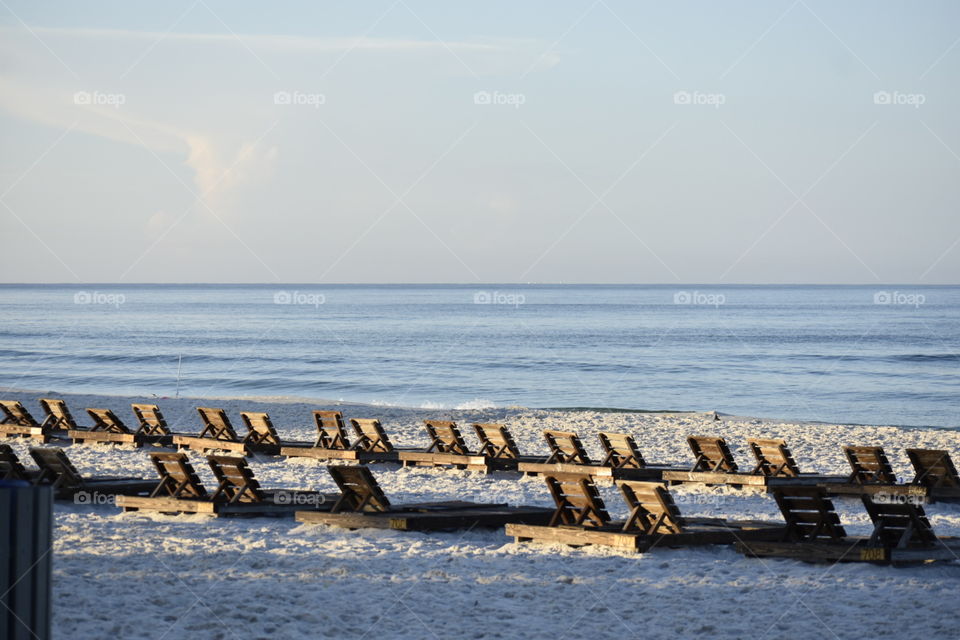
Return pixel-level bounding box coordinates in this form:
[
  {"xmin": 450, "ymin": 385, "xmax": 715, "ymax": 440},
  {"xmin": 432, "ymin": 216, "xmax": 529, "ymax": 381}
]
[
  {"xmin": 521, "ymin": 430, "xmax": 671, "ymax": 482},
  {"xmin": 69, "ymin": 408, "xmax": 173, "ymax": 447},
  {"xmin": 664, "ymin": 435, "xmax": 832, "ymax": 490},
  {"xmin": 38, "ymin": 398, "xmax": 85, "ymax": 432},
  {"xmin": 398, "ymin": 421, "xmax": 507, "ymax": 472},
  {"xmin": 826, "ymin": 445, "xmax": 929, "ymax": 501},
  {"xmin": 131, "ymin": 404, "xmax": 175, "ymax": 436},
  {"xmin": 506, "ymin": 473, "xmax": 784, "ymax": 552},
  {"xmin": 0, "ymin": 400, "xmax": 52, "ymax": 442},
  {"xmin": 281, "ymin": 410, "xmax": 356, "ymax": 460},
  {"xmin": 238, "ymin": 411, "xmax": 316, "ymax": 455},
  {"xmin": 0, "ymin": 443, "xmax": 40, "ymax": 482},
  {"xmin": 116, "ymin": 453, "xmax": 336, "ymax": 517},
  {"xmin": 28, "ymin": 446, "xmax": 155, "ymax": 500},
  {"xmin": 737, "ymin": 486, "xmax": 960, "ymax": 563},
  {"xmin": 296, "ymin": 465, "xmax": 552, "ymax": 531},
  {"xmin": 172, "ymin": 407, "xmax": 250, "ymax": 454},
  {"xmin": 906, "ymin": 449, "xmax": 960, "ymax": 501},
  {"xmin": 473, "ymin": 423, "xmax": 527, "ymax": 460}
]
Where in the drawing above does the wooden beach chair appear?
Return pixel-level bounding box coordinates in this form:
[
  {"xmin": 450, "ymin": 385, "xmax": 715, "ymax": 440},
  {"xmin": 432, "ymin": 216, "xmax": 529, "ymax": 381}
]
[
  {"xmin": 312, "ymin": 411, "xmax": 351, "ymax": 449},
  {"xmin": 737, "ymin": 486, "xmax": 959, "ymax": 563},
  {"xmin": 172, "ymin": 407, "xmax": 248, "ymax": 454},
  {"xmin": 116, "ymin": 453, "xmax": 335, "ymax": 517},
  {"xmin": 0, "ymin": 400, "xmax": 51, "ymax": 442},
  {"xmin": 747, "ymin": 438, "xmax": 800, "ymax": 477},
  {"xmin": 38, "ymin": 398, "xmax": 84, "ymax": 431},
  {"xmin": 825, "ymin": 445, "xmax": 930, "ymax": 500},
  {"xmin": 398, "ymin": 421, "xmax": 501, "ymax": 472},
  {"xmin": 240, "ymin": 411, "xmax": 312, "ymax": 453},
  {"xmin": 296, "ymin": 465, "xmax": 552, "ymax": 531},
  {"xmin": 664, "ymin": 435, "xmax": 776, "ymax": 489},
  {"xmin": 522, "ymin": 430, "xmax": 671, "ymax": 482},
  {"xmin": 507, "ymin": 474, "xmax": 784, "ymax": 552},
  {"xmin": 28, "ymin": 446, "xmax": 155, "ymax": 500},
  {"xmin": 473, "ymin": 423, "xmax": 525, "ymax": 460},
  {"xmin": 131, "ymin": 404, "xmax": 174, "ymax": 436},
  {"xmin": 906, "ymin": 449, "xmax": 960, "ymax": 500},
  {"xmin": 598, "ymin": 432, "xmax": 646, "ymax": 469},
  {"xmin": 71, "ymin": 408, "xmax": 173, "ymax": 447},
  {"xmin": 0, "ymin": 443, "xmax": 40, "ymax": 482},
  {"xmin": 281, "ymin": 413, "xmax": 399, "ymax": 462}
]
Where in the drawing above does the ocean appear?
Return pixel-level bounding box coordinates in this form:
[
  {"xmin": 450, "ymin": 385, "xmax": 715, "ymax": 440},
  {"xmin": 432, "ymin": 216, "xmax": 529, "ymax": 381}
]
[{"xmin": 0, "ymin": 284, "xmax": 956, "ymax": 428}]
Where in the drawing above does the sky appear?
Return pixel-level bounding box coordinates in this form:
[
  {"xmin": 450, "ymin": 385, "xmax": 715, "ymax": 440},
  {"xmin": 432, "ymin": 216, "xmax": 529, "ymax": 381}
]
[{"xmin": 0, "ymin": 1, "xmax": 958, "ymax": 284}]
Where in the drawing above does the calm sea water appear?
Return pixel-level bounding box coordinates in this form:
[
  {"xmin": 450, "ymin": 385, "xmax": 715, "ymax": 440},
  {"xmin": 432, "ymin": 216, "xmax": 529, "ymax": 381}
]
[{"xmin": 0, "ymin": 284, "xmax": 956, "ymax": 428}]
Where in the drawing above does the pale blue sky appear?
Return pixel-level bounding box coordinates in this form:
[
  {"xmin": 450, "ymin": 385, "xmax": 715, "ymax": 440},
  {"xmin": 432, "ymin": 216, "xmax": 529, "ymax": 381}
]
[{"xmin": 1, "ymin": 1, "xmax": 958, "ymax": 283}]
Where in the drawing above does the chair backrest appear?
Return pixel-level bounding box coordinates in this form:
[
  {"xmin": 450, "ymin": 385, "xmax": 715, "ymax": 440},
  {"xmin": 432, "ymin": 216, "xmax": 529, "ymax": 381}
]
[
  {"xmin": 350, "ymin": 419, "xmax": 393, "ymax": 453},
  {"xmin": 906, "ymin": 449, "xmax": 960, "ymax": 489},
  {"xmin": 39, "ymin": 398, "xmax": 80, "ymax": 430},
  {"xmin": 543, "ymin": 473, "xmax": 610, "ymax": 527},
  {"xmin": 312, "ymin": 411, "xmax": 351, "ymax": 449},
  {"xmin": 747, "ymin": 438, "xmax": 800, "ymax": 477},
  {"xmin": 772, "ymin": 486, "xmax": 847, "ymax": 541},
  {"xmin": 196, "ymin": 407, "xmax": 240, "ymax": 441},
  {"xmin": 86, "ymin": 408, "xmax": 133, "ymax": 434},
  {"xmin": 597, "ymin": 432, "xmax": 646, "ymax": 469},
  {"xmin": 29, "ymin": 447, "xmax": 85, "ymax": 489},
  {"xmin": 617, "ymin": 481, "xmax": 686, "ymax": 534},
  {"xmin": 328, "ymin": 465, "xmax": 392, "ymax": 512},
  {"xmin": 0, "ymin": 400, "xmax": 41, "ymax": 427},
  {"xmin": 423, "ymin": 420, "xmax": 470, "ymax": 455},
  {"xmin": 0, "ymin": 444, "xmax": 32, "ymax": 481},
  {"xmin": 473, "ymin": 423, "xmax": 521, "ymax": 459},
  {"xmin": 843, "ymin": 446, "xmax": 896, "ymax": 484},
  {"xmin": 149, "ymin": 452, "xmax": 207, "ymax": 498},
  {"xmin": 543, "ymin": 430, "xmax": 592, "ymax": 465},
  {"xmin": 207, "ymin": 455, "xmax": 264, "ymax": 503},
  {"xmin": 687, "ymin": 436, "xmax": 738, "ymax": 472},
  {"xmin": 861, "ymin": 495, "xmax": 937, "ymax": 548},
  {"xmin": 131, "ymin": 404, "xmax": 171, "ymax": 436},
  {"xmin": 240, "ymin": 412, "xmax": 282, "ymax": 446}
]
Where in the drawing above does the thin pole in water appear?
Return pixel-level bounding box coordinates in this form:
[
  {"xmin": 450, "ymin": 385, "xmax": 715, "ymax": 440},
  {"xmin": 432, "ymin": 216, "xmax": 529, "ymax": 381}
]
[{"xmin": 175, "ymin": 353, "xmax": 182, "ymax": 398}]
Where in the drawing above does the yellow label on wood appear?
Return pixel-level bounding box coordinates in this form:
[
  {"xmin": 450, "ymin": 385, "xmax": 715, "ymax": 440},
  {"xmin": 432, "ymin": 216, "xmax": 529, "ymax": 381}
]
[{"xmin": 859, "ymin": 547, "xmax": 887, "ymax": 561}]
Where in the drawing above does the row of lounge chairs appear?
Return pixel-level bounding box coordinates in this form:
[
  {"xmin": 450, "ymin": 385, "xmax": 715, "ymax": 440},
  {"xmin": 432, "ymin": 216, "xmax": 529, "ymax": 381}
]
[
  {"xmin": 4, "ymin": 399, "xmax": 959, "ymax": 502},
  {"xmin": 4, "ymin": 442, "xmax": 958, "ymax": 564}
]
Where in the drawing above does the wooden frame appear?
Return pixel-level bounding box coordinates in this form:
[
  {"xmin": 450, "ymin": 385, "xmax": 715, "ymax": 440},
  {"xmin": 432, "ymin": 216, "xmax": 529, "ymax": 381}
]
[
  {"xmin": 520, "ymin": 430, "xmax": 669, "ymax": 482},
  {"xmin": 737, "ymin": 487, "xmax": 960, "ymax": 564},
  {"xmin": 131, "ymin": 404, "xmax": 173, "ymax": 436},
  {"xmin": 27, "ymin": 447, "xmax": 155, "ymax": 500},
  {"xmin": 296, "ymin": 465, "xmax": 552, "ymax": 531},
  {"xmin": 117, "ymin": 453, "xmax": 335, "ymax": 517},
  {"xmin": 38, "ymin": 398, "xmax": 84, "ymax": 432},
  {"xmin": 282, "ymin": 413, "xmax": 400, "ymax": 462},
  {"xmin": 825, "ymin": 445, "xmax": 933, "ymax": 500},
  {"xmin": 507, "ymin": 474, "xmax": 785, "ymax": 552},
  {"xmin": 172, "ymin": 407, "xmax": 251, "ymax": 454},
  {"xmin": 399, "ymin": 420, "xmax": 511, "ymax": 472},
  {"xmin": 0, "ymin": 443, "xmax": 39, "ymax": 482},
  {"xmin": 906, "ymin": 449, "xmax": 960, "ymax": 501},
  {"xmin": 0, "ymin": 400, "xmax": 51, "ymax": 442},
  {"xmin": 69, "ymin": 408, "xmax": 173, "ymax": 447},
  {"xmin": 664, "ymin": 436, "xmax": 843, "ymax": 490}
]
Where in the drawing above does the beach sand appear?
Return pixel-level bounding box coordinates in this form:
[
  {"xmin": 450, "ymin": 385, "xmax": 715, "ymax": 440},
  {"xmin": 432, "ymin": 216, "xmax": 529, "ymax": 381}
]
[{"xmin": 4, "ymin": 388, "xmax": 960, "ymax": 639}]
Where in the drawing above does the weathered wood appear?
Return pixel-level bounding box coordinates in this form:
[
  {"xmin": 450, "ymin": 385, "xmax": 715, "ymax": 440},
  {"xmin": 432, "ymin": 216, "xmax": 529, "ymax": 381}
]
[
  {"xmin": 736, "ymin": 538, "xmax": 960, "ymax": 564},
  {"xmin": 0, "ymin": 401, "xmax": 51, "ymax": 442},
  {"xmin": 280, "ymin": 445, "xmax": 400, "ymax": 463},
  {"xmin": 907, "ymin": 449, "xmax": 960, "ymax": 489},
  {"xmin": 687, "ymin": 436, "xmax": 738, "ymax": 472},
  {"xmin": 27, "ymin": 446, "xmax": 154, "ymax": 499},
  {"xmin": 843, "ymin": 446, "xmax": 897, "ymax": 484},
  {"xmin": 38, "ymin": 398, "xmax": 84, "ymax": 431},
  {"xmin": 297, "ymin": 505, "xmax": 553, "ymax": 531}
]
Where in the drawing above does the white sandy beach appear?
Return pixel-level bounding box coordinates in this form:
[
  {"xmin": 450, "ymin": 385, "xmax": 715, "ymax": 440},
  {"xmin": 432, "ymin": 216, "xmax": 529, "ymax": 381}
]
[{"xmin": 4, "ymin": 388, "xmax": 960, "ymax": 640}]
